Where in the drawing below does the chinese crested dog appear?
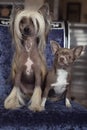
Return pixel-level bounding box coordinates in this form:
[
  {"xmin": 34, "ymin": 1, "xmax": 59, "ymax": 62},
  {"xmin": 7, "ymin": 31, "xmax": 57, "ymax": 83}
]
[{"xmin": 4, "ymin": 3, "xmax": 51, "ymax": 112}]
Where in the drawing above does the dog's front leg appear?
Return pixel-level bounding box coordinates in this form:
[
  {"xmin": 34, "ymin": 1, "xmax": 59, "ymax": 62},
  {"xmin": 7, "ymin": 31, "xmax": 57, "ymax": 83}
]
[
  {"xmin": 65, "ymin": 75, "xmax": 72, "ymax": 108},
  {"xmin": 4, "ymin": 68, "xmax": 23, "ymax": 109},
  {"xmin": 41, "ymin": 83, "xmax": 51, "ymax": 110},
  {"xmin": 29, "ymin": 68, "xmax": 42, "ymax": 112},
  {"xmin": 15, "ymin": 68, "xmax": 26, "ymax": 106},
  {"xmin": 65, "ymin": 85, "xmax": 72, "ymax": 108}
]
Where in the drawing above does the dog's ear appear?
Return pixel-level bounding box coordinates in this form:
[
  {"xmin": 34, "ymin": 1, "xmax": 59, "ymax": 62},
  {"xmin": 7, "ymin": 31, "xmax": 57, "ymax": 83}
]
[
  {"xmin": 72, "ymin": 46, "xmax": 83, "ymax": 59},
  {"xmin": 39, "ymin": 3, "xmax": 51, "ymax": 35},
  {"xmin": 50, "ymin": 40, "xmax": 61, "ymax": 55},
  {"xmin": 25, "ymin": 0, "xmax": 44, "ymax": 10},
  {"xmin": 10, "ymin": 5, "xmax": 24, "ymax": 37},
  {"xmin": 39, "ymin": 3, "xmax": 50, "ymax": 17},
  {"xmin": 12, "ymin": 5, "xmax": 24, "ymax": 19}
]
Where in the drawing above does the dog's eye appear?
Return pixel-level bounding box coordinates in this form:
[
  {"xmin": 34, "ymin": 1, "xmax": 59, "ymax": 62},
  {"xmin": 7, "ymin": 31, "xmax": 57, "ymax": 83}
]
[
  {"xmin": 69, "ymin": 56, "xmax": 71, "ymax": 59},
  {"xmin": 35, "ymin": 37, "xmax": 39, "ymax": 47},
  {"xmin": 21, "ymin": 17, "xmax": 27, "ymax": 24},
  {"xmin": 55, "ymin": 52, "xmax": 58, "ymax": 56}
]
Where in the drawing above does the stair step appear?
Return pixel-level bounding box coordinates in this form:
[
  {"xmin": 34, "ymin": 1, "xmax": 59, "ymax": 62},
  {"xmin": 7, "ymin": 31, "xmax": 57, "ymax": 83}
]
[
  {"xmin": 70, "ymin": 33, "xmax": 87, "ymax": 37},
  {"xmin": 69, "ymin": 23, "xmax": 87, "ymax": 100}
]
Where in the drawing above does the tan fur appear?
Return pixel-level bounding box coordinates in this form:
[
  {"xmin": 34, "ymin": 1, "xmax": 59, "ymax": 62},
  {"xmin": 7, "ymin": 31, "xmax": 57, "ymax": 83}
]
[
  {"xmin": 4, "ymin": 3, "xmax": 51, "ymax": 112},
  {"xmin": 11, "ymin": 10, "xmax": 46, "ymax": 81},
  {"xmin": 39, "ymin": 51, "xmax": 47, "ymax": 80},
  {"xmin": 4, "ymin": 86, "xmax": 20, "ymax": 109},
  {"xmin": 10, "ymin": 3, "xmax": 51, "ymax": 82},
  {"xmin": 14, "ymin": 10, "xmax": 45, "ymax": 39},
  {"xmin": 29, "ymin": 87, "xmax": 42, "ymax": 111}
]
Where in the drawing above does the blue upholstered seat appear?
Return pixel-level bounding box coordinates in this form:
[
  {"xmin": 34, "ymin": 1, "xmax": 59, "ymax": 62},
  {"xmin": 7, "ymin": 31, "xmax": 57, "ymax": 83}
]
[{"xmin": 0, "ymin": 26, "xmax": 87, "ymax": 130}]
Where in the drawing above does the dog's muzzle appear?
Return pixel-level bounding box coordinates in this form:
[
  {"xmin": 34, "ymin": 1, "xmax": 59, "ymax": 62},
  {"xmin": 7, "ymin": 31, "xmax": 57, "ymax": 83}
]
[
  {"xmin": 59, "ymin": 56, "xmax": 68, "ymax": 66},
  {"xmin": 23, "ymin": 27, "xmax": 31, "ymax": 36}
]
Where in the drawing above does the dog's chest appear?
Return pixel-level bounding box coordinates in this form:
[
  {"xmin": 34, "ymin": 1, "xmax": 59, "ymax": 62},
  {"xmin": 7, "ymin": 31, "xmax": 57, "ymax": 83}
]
[
  {"xmin": 25, "ymin": 57, "xmax": 33, "ymax": 75},
  {"xmin": 51, "ymin": 69, "xmax": 69, "ymax": 94}
]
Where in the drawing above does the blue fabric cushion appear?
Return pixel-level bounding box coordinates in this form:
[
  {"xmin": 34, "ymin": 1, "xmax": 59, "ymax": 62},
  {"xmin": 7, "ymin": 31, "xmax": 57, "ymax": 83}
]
[
  {"xmin": 0, "ymin": 101, "xmax": 87, "ymax": 129},
  {"xmin": 0, "ymin": 26, "xmax": 87, "ymax": 130},
  {"xmin": 0, "ymin": 26, "xmax": 13, "ymax": 103},
  {"xmin": 46, "ymin": 29, "xmax": 64, "ymax": 68}
]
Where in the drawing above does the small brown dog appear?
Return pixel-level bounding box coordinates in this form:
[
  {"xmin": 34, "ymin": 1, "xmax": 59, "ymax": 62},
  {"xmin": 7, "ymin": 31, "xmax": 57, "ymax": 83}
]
[{"xmin": 41, "ymin": 40, "xmax": 83, "ymax": 110}]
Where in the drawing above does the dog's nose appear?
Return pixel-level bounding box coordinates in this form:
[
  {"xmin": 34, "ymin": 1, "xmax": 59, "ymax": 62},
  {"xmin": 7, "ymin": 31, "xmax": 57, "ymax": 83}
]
[
  {"xmin": 24, "ymin": 27, "xmax": 31, "ymax": 35},
  {"xmin": 60, "ymin": 57, "xmax": 64, "ymax": 62}
]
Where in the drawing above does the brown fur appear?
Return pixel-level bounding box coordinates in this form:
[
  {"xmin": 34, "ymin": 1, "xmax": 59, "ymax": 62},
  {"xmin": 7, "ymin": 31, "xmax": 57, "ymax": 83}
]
[{"xmin": 41, "ymin": 40, "xmax": 83, "ymax": 110}]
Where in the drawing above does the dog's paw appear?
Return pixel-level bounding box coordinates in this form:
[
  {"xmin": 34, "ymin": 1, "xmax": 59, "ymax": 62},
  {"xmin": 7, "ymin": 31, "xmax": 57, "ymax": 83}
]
[
  {"xmin": 29, "ymin": 105, "xmax": 45, "ymax": 112},
  {"xmin": 65, "ymin": 98, "xmax": 72, "ymax": 108},
  {"xmin": 40, "ymin": 106, "xmax": 45, "ymax": 111},
  {"xmin": 4, "ymin": 96, "xmax": 20, "ymax": 110},
  {"xmin": 66, "ymin": 102, "xmax": 72, "ymax": 108}
]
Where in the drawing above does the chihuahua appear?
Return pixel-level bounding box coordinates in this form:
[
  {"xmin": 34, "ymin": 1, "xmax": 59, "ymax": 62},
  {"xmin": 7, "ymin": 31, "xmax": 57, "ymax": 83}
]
[{"xmin": 41, "ymin": 40, "xmax": 83, "ymax": 110}]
